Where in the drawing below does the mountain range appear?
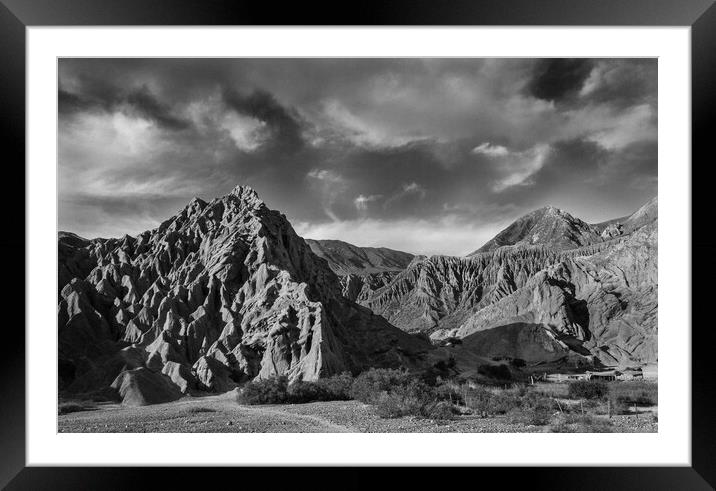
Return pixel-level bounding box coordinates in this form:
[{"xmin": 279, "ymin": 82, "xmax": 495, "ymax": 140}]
[{"xmin": 58, "ymin": 187, "xmax": 657, "ymax": 405}]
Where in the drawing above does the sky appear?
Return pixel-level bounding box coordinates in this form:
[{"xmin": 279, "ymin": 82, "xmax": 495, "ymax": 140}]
[{"xmin": 58, "ymin": 58, "xmax": 657, "ymax": 256}]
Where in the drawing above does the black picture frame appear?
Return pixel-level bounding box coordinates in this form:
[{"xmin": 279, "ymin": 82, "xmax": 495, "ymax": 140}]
[{"xmin": 2, "ymin": 1, "xmax": 714, "ymax": 489}]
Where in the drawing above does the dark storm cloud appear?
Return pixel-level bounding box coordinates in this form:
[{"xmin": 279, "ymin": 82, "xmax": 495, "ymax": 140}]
[
  {"xmin": 59, "ymin": 79, "xmax": 190, "ymax": 131},
  {"xmin": 58, "ymin": 58, "xmax": 657, "ymax": 255},
  {"xmin": 527, "ymin": 58, "xmax": 594, "ymax": 102},
  {"xmin": 124, "ymin": 87, "xmax": 192, "ymax": 131},
  {"xmin": 222, "ymin": 88, "xmax": 305, "ymax": 152}
]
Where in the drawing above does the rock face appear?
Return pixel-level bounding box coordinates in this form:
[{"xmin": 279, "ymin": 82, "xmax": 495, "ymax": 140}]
[
  {"xmin": 366, "ymin": 198, "xmax": 658, "ymax": 367},
  {"xmin": 58, "ymin": 186, "xmax": 431, "ymax": 402},
  {"xmin": 469, "ymin": 206, "xmax": 602, "ymax": 254}
]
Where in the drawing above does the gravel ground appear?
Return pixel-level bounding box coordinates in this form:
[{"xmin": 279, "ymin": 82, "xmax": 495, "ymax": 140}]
[{"xmin": 58, "ymin": 394, "xmax": 657, "ymax": 433}]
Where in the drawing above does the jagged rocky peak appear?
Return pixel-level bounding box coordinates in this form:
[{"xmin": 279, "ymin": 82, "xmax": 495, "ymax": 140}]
[
  {"xmin": 58, "ymin": 185, "xmax": 431, "ymax": 405},
  {"xmin": 469, "ymin": 205, "xmax": 601, "ymax": 255}
]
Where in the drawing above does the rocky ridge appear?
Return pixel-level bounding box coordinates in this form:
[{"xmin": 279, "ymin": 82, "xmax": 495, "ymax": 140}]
[
  {"xmin": 364, "ymin": 199, "xmax": 658, "ymax": 367},
  {"xmin": 58, "ymin": 186, "xmax": 431, "ymax": 405}
]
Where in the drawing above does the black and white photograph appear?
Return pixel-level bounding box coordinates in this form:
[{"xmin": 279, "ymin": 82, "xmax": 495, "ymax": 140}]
[{"xmin": 57, "ymin": 57, "xmax": 658, "ymax": 434}]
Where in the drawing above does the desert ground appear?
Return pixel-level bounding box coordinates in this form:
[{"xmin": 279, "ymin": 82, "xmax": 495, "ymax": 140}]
[{"xmin": 59, "ymin": 390, "xmax": 657, "ymax": 434}]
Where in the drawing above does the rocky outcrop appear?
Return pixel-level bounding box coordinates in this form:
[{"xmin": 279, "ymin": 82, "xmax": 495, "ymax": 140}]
[
  {"xmin": 58, "ymin": 186, "xmax": 432, "ymax": 400},
  {"xmin": 111, "ymin": 367, "xmax": 183, "ymax": 406}
]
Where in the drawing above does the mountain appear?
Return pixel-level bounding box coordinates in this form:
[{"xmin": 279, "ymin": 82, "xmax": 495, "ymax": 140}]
[
  {"xmin": 58, "ymin": 186, "xmax": 432, "ymax": 405},
  {"xmin": 305, "ymin": 239, "xmax": 415, "ymax": 305},
  {"xmin": 365, "ymin": 198, "xmax": 658, "ymax": 367},
  {"xmin": 468, "ymin": 206, "xmax": 602, "ymax": 255},
  {"xmin": 306, "ymin": 239, "xmax": 414, "ymax": 275},
  {"xmin": 592, "ymin": 196, "xmax": 658, "ymax": 238}
]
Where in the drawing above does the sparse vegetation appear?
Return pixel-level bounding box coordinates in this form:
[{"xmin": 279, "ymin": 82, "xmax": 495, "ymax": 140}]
[
  {"xmin": 234, "ymin": 368, "xmax": 655, "ymax": 430},
  {"xmin": 567, "ymin": 380, "xmax": 609, "ymax": 400},
  {"xmin": 609, "ymin": 380, "xmax": 657, "ymax": 405}
]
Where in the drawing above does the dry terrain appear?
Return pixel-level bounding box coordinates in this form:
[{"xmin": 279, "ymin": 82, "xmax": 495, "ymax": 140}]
[{"xmin": 58, "ymin": 393, "xmax": 657, "ymax": 433}]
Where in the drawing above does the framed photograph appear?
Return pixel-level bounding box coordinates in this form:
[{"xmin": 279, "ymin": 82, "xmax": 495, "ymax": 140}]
[{"xmin": 3, "ymin": 0, "xmax": 714, "ymax": 488}]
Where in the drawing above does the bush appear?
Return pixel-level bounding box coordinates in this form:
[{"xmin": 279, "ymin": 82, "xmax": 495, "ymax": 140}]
[
  {"xmin": 568, "ymin": 380, "xmax": 609, "ymax": 400},
  {"xmin": 239, "ymin": 373, "xmax": 355, "ymax": 405},
  {"xmin": 314, "ymin": 372, "xmax": 354, "ymax": 401},
  {"xmin": 477, "ymin": 364, "xmax": 512, "ymax": 381},
  {"xmin": 462, "ymin": 386, "xmax": 522, "ymax": 416},
  {"xmin": 373, "ymin": 380, "xmax": 454, "ymax": 420},
  {"xmin": 287, "ymin": 381, "xmax": 326, "ymax": 403},
  {"xmin": 238, "ymin": 375, "xmax": 289, "ymax": 405},
  {"xmin": 350, "ymin": 368, "xmax": 414, "ymax": 403}
]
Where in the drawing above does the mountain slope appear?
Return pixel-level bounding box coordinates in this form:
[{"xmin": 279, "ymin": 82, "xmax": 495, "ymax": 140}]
[
  {"xmin": 58, "ymin": 186, "xmax": 432, "ymax": 404},
  {"xmin": 592, "ymin": 196, "xmax": 658, "ymax": 238},
  {"xmin": 306, "ymin": 239, "xmax": 414, "ymax": 275},
  {"xmin": 469, "ymin": 206, "xmax": 602, "ymax": 255},
  {"xmin": 365, "ymin": 197, "xmax": 658, "ymax": 367}
]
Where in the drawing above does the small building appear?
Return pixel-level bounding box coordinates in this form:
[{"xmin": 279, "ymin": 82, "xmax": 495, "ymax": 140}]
[
  {"xmin": 586, "ymin": 370, "xmax": 619, "ymax": 381},
  {"xmin": 617, "ymin": 369, "xmax": 644, "ymax": 381}
]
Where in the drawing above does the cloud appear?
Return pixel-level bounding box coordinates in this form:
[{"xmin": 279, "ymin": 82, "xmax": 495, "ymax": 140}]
[
  {"xmin": 222, "ymin": 88, "xmax": 305, "ymax": 152},
  {"xmin": 354, "ymin": 194, "xmax": 382, "ymax": 212},
  {"xmin": 585, "ymin": 104, "xmax": 655, "ymax": 150},
  {"xmin": 59, "ymin": 84, "xmax": 191, "ymax": 131},
  {"xmin": 472, "ymin": 142, "xmax": 509, "ymax": 157},
  {"xmin": 321, "ymin": 99, "xmax": 425, "ymax": 148},
  {"xmin": 220, "ymin": 112, "xmax": 267, "ymax": 151},
  {"xmin": 306, "ymin": 169, "xmax": 348, "ymax": 221},
  {"xmin": 527, "ymin": 59, "xmax": 594, "ymax": 102},
  {"xmin": 475, "ymin": 143, "xmax": 551, "ymax": 192},
  {"xmin": 58, "ymin": 58, "xmax": 658, "ymax": 248}
]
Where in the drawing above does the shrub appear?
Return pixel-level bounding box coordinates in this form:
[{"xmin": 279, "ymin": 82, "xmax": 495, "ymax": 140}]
[
  {"xmin": 510, "ymin": 358, "xmax": 527, "ymax": 368},
  {"xmin": 373, "ymin": 380, "xmax": 454, "ymax": 420},
  {"xmin": 567, "ymin": 380, "xmax": 609, "ymax": 400},
  {"xmin": 315, "ymin": 372, "xmax": 354, "ymax": 401},
  {"xmin": 477, "ymin": 364, "xmax": 512, "ymax": 381},
  {"xmin": 350, "ymin": 368, "xmax": 414, "ymax": 403},
  {"xmin": 238, "ymin": 375, "xmax": 289, "ymax": 405},
  {"xmin": 462, "ymin": 386, "xmax": 522, "ymax": 416},
  {"xmin": 434, "ymin": 380, "xmax": 464, "ymax": 405},
  {"xmin": 287, "ymin": 381, "xmax": 326, "ymax": 403},
  {"xmin": 424, "ymin": 401, "xmax": 456, "ymax": 420}
]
